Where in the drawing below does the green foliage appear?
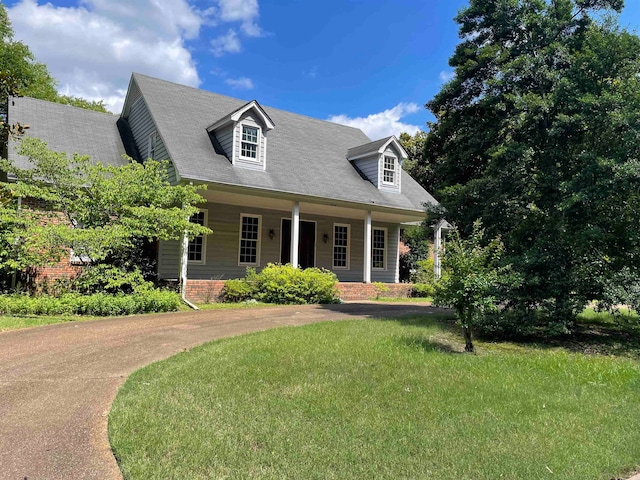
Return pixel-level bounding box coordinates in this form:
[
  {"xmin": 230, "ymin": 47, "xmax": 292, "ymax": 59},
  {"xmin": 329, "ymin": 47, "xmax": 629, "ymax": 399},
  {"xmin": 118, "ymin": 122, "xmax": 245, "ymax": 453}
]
[
  {"xmin": 372, "ymin": 281, "xmax": 390, "ymax": 299},
  {"xmin": 399, "ymin": 131, "xmax": 434, "ymax": 188},
  {"xmin": 60, "ymin": 265, "xmax": 152, "ymax": 295},
  {"xmin": 222, "ymin": 264, "xmax": 340, "ymax": 305},
  {"xmin": 423, "ymin": 0, "xmax": 640, "ymax": 325},
  {"xmin": 411, "ymin": 282, "xmax": 434, "ymax": 298},
  {"xmin": 399, "ymin": 223, "xmax": 432, "ymax": 282},
  {"xmin": 220, "ymin": 278, "xmax": 254, "ymax": 303},
  {"xmin": 0, "ymin": 138, "xmax": 210, "ymax": 277},
  {"xmin": 415, "ymin": 258, "xmax": 435, "ymax": 285},
  {"xmin": 0, "ymin": 290, "xmax": 181, "ymax": 316},
  {"xmin": 434, "ymin": 221, "xmax": 515, "ymax": 351}
]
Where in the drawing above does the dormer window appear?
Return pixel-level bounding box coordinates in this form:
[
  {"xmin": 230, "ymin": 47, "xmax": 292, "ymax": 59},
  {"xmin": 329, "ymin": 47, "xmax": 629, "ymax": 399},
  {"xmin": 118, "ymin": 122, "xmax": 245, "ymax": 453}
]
[
  {"xmin": 347, "ymin": 136, "xmax": 407, "ymax": 194},
  {"xmin": 207, "ymin": 100, "xmax": 275, "ymax": 172},
  {"xmin": 382, "ymin": 156, "xmax": 396, "ymax": 185},
  {"xmin": 241, "ymin": 125, "xmax": 259, "ymax": 160}
]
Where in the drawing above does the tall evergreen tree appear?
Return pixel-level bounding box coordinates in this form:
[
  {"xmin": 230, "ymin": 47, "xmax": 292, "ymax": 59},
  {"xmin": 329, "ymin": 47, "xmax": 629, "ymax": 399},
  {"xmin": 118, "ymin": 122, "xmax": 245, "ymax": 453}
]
[{"xmin": 424, "ymin": 0, "xmax": 640, "ymax": 323}]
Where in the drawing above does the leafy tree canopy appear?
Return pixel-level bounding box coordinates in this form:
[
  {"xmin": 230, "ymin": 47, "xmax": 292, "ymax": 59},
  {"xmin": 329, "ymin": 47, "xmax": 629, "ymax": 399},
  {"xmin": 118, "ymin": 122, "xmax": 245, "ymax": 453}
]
[
  {"xmin": 423, "ymin": 0, "xmax": 640, "ymax": 324},
  {"xmin": 0, "ymin": 138, "xmax": 210, "ymax": 272}
]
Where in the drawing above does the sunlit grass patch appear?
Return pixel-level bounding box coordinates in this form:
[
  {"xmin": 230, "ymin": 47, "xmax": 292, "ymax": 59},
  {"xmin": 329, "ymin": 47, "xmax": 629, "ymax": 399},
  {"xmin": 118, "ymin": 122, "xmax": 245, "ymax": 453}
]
[{"xmin": 109, "ymin": 315, "xmax": 640, "ymax": 480}]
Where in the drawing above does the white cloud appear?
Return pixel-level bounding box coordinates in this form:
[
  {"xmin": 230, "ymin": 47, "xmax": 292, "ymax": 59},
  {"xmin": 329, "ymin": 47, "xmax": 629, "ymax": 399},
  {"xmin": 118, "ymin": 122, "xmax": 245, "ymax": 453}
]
[
  {"xmin": 328, "ymin": 103, "xmax": 422, "ymax": 140},
  {"xmin": 439, "ymin": 70, "xmax": 455, "ymax": 83},
  {"xmin": 7, "ymin": 0, "xmax": 205, "ymax": 113},
  {"xmin": 6, "ymin": 0, "xmax": 266, "ymax": 113},
  {"xmin": 217, "ymin": 0, "xmax": 262, "ymax": 37},
  {"xmin": 225, "ymin": 76, "xmax": 254, "ymax": 90},
  {"xmin": 211, "ymin": 29, "xmax": 242, "ymax": 57}
]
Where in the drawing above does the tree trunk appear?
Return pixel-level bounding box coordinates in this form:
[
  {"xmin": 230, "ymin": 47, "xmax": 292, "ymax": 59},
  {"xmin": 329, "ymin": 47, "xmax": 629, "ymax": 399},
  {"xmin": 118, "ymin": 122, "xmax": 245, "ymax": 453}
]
[{"xmin": 463, "ymin": 325, "xmax": 474, "ymax": 353}]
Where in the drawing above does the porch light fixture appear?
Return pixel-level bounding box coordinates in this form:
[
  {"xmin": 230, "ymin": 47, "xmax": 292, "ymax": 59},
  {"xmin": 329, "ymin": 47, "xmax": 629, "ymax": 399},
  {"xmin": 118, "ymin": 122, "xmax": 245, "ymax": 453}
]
[
  {"xmin": 323, "ymin": 233, "xmax": 329, "ymax": 244},
  {"xmin": 268, "ymin": 229, "xmax": 275, "ymax": 240}
]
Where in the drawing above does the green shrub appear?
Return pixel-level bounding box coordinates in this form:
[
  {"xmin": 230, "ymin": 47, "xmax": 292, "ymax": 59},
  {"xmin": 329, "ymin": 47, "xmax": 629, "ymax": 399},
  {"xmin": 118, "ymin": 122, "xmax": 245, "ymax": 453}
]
[
  {"xmin": 220, "ymin": 278, "xmax": 254, "ymax": 303},
  {"xmin": 0, "ymin": 290, "xmax": 181, "ymax": 316},
  {"xmin": 415, "ymin": 258, "xmax": 435, "ymax": 285},
  {"xmin": 69, "ymin": 265, "xmax": 153, "ymax": 295},
  {"xmin": 412, "ymin": 283, "xmax": 434, "ymax": 298},
  {"xmin": 372, "ymin": 282, "xmax": 391, "ymax": 299},
  {"xmin": 222, "ymin": 264, "xmax": 339, "ymax": 305}
]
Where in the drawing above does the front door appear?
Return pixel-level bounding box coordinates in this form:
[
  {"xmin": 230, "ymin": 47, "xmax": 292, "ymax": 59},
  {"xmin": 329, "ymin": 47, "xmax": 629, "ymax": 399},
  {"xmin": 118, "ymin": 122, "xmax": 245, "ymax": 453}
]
[{"xmin": 280, "ymin": 219, "xmax": 316, "ymax": 268}]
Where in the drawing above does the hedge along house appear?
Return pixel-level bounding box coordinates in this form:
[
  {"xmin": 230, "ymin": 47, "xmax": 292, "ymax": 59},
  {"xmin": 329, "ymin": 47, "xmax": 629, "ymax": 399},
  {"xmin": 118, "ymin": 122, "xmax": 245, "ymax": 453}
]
[{"xmin": 8, "ymin": 73, "xmax": 441, "ymax": 301}]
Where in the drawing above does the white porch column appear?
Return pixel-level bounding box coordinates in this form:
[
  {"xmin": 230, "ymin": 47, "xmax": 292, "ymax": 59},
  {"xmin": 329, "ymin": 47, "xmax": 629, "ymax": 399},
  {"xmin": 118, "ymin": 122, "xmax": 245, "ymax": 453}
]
[
  {"xmin": 363, "ymin": 211, "xmax": 372, "ymax": 283},
  {"xmin": 434, "ymin": 220, "xmax": 443, "ymax": 279},
  {"xmin": 291, "ymin": 201, "xmax": 300, "ymax": 268}
]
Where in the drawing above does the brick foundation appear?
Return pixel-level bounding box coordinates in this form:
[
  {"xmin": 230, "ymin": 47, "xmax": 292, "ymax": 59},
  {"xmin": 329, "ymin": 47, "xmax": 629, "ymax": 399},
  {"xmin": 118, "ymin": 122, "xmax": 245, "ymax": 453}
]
[{"xmin": 183, "ymin": 279, "xmax": 413, "ymax": 303}]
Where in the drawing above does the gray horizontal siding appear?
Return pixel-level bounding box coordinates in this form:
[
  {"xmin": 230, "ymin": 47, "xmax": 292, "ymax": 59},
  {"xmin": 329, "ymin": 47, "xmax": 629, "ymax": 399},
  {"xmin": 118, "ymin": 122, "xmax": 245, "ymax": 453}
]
[
  {"xmin": 354, "ymin": 155, "xmax": 379, "ymax": 187},
  {"xmin": 157, "ymin": 203, "xmax": 401, "ymax": 283},
  {"xmin": 216, "ymin": 124, "xmax": 233, "ymax": 159},
  {"xmin": 128, "ymin": 96, "xmax": 177, "ymax": 183}
]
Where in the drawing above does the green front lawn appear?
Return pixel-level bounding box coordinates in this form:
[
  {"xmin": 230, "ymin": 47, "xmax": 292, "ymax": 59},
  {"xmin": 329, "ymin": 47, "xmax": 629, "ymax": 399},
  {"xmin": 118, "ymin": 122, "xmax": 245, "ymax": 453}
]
[{"xmin": 109, "ymin": 314, "xmax": 640, "ymax": 480}]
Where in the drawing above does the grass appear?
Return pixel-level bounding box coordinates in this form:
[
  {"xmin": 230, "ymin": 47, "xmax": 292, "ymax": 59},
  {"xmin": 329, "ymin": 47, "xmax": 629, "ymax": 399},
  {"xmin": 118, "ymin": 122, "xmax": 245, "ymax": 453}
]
[
  {"xmin": 109, "ymin": 314, "xmax": 640, "ymax": 480},
  {"xmin": 0, "ymin": 313, "xmax": 99, "ymax": 332},
  {"xmin": 372, "ymin": 296, "xmax": 432, "ymax": 303},
  {"xmin": 0, "ymin": 301, "xmax": 274, "ymax": 333}
]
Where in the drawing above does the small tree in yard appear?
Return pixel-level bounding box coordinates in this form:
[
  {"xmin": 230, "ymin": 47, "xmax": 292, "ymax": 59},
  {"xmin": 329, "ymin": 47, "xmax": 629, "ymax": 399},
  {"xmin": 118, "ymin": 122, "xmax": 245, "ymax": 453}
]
[
  {"xmin": 0, "ymin": 137, "xmax": 211, "ymax": 285},
  {"xmin": 434, "ymin": 221, "xmax": 510, "ymax": 353}
]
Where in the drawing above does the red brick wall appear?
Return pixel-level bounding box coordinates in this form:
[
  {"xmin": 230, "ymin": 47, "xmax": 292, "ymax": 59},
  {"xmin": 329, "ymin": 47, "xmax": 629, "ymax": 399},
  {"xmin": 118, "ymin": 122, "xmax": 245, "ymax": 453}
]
[
  {"xmin": 184, "ymin": 280, "xmax": 413, "ymax": 303},
  {"xmin": 336, "ymin": 283, "xmax": 413, "ymax": 301}
]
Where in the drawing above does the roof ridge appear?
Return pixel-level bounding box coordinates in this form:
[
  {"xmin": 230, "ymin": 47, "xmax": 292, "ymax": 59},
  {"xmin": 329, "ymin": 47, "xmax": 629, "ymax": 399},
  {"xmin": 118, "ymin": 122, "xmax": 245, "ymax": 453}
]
[
  {"xmin": 131, "ymin": 72, "xmax": 371, "ymax": 139},
  {"xmin": 11, "ymin": 95, "xmax": 120, "ymax": 117}
]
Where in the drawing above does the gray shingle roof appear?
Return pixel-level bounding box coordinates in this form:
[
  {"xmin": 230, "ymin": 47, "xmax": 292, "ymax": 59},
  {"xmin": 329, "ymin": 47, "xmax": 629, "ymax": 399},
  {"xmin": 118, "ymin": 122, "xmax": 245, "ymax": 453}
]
[
  {"xmin": 7, "ymin": 97, "xmax": 128, "ymax": 169},
  {"xmin": 130, "ymin": 73, "xmax": 437, "ymax": 214},
  {"xmin": 347, "ymin": 137, "xmax": 395, "ymax": 159}
]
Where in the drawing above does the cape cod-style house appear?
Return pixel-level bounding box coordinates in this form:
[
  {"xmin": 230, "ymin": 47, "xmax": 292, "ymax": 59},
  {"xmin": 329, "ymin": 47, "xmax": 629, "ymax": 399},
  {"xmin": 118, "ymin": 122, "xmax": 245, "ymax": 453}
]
[{"xmin": 8, "ymin": 73, "xmax": 442, "ymax": 300}]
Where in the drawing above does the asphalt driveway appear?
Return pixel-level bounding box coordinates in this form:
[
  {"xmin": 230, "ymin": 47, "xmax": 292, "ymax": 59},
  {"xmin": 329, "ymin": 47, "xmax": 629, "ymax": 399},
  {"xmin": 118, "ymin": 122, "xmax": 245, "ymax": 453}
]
[{"xmin": 0, "ymin": 302, "xmax": 441, "ymax": 480}]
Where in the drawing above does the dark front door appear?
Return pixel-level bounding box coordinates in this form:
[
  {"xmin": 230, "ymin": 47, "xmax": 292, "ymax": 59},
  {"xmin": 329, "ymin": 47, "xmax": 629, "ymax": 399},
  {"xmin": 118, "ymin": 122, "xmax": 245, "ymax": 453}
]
[{"xmin": 280, "ymin": 219, "xmax": 316, "ymax": 268}]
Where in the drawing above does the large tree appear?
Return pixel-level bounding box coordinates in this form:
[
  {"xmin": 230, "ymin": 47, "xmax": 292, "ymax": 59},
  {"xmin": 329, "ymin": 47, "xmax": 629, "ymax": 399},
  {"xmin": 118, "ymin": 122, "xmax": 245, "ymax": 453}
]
[{"xmin": 424, "ymin": 0, "xmax": 640, "ymax": 324}]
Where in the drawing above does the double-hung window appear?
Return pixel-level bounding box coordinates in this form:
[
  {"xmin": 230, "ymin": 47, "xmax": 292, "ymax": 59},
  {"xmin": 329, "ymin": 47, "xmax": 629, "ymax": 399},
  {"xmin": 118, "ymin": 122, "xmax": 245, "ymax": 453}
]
[
  {"xmin": 333, "ymin": 224, "xmax": 350, "ymax": 269},
  {"xmin": 188, "ymin": 210, "xmax": 207, "ymax": 264},
  {"xmin": 239, "ymin": 214, "xmax": 261, "ymax": 266},
  {"xmin": 372, "ymin": 227, "xmax": 387, "ymax": 270},
  {"xmin": 382, "ymin": 156, "xmax": 396, "ymax": 185},
  {"xmin": 240, "ymin": 125, "xmax": 259, "ymax": 160}
]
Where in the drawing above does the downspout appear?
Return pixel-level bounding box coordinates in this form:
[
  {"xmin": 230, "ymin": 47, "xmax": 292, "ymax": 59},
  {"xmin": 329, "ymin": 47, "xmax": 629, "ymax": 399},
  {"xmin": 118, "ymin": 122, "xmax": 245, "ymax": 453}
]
[{"xmin": 179, "ymin": 199, "xmax": 199, "ymax": 310}]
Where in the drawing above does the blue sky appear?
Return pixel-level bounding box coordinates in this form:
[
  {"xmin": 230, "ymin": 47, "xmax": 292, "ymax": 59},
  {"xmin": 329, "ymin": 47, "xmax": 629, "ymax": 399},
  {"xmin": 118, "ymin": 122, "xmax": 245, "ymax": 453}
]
[{"xmin": 5, "ymin": 0, "xmax": 640, "ymax": 139}]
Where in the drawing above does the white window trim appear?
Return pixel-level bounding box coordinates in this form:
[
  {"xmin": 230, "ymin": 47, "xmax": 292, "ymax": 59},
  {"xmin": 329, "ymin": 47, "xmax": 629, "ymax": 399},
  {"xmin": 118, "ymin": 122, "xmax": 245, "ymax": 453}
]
[
  {"xmin": 147, "ymin": 131, "xmax": 157, "ymax": 160},
  {"xmin": 372, "ymin": 227, "xmax": 388, "ymax": 271},
  {"xmin": 332, "ymin": 223, "xmax": 350, "ymax": 270},
  {"xmin": 239, "ymin": 123, "xmax": 261, "ymax": 162},
  {"xmin": 238, "ymin": 213, "xmax": 262, "ymax": 267},
  {"xmin": 188, "ymin": 209, "xmax": 208, "ymax": 265},
  {"xmin": 381, "ymin": 155, "xmax": 397, "ymax": 186}
]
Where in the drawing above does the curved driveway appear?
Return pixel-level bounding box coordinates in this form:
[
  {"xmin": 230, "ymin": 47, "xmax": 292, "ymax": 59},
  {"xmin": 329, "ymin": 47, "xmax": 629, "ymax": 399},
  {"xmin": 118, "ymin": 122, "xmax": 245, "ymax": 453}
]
[{"xmin": 0, "ymin": 302, "xmax": 440, "ymax": 480}]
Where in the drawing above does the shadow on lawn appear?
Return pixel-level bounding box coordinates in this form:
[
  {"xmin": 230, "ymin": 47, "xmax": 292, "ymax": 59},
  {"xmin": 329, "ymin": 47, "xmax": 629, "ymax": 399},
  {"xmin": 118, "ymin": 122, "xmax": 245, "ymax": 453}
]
[
  {"xmin": 342, "ymin": 303, "xmax": 640, "ymax": 359},
  {"xmin": 525, "ymin": 321, "xmax": 640, "ymax": 359}
]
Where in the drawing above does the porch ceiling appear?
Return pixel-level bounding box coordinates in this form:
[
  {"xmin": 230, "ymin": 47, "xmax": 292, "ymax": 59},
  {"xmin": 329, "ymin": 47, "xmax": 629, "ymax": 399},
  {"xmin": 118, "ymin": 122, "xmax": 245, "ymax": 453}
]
[{"xmin": 199, "ymin": 184, "xmax": 427, "ymax": 224}]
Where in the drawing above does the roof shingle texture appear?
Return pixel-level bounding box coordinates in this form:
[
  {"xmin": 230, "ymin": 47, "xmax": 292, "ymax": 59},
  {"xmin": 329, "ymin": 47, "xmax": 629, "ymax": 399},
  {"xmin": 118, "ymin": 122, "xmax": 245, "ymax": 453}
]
[
  {"xmin": 8, "ymin": 97, "xmax": 128, "ymax": 170},
  {"xmin": 131, "ymin": 73, "xmax": 437, "ymax": 213}
]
